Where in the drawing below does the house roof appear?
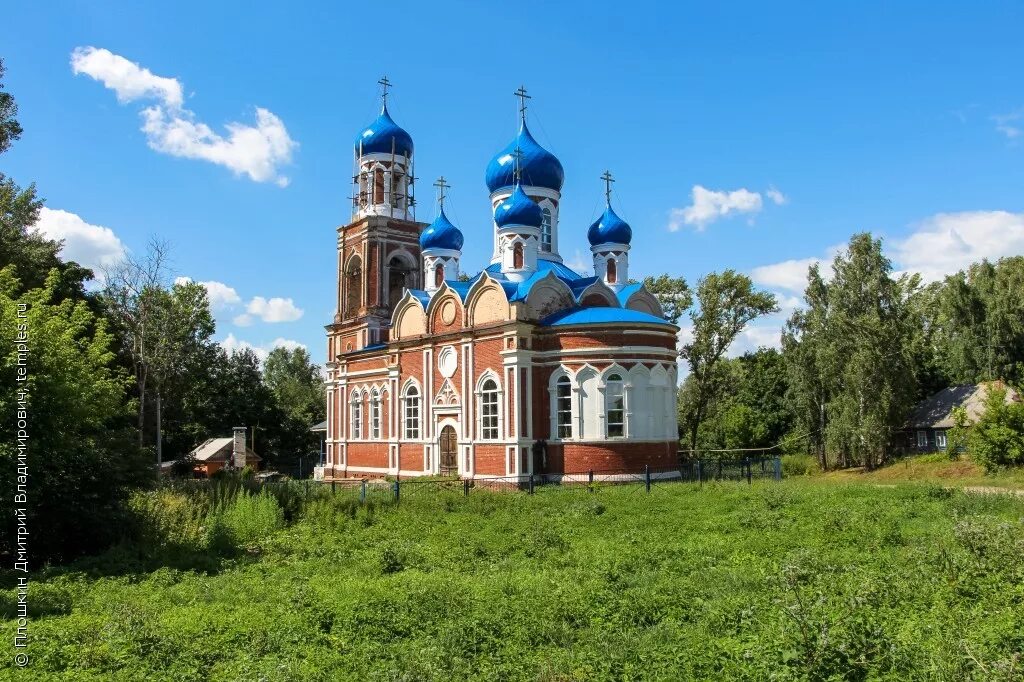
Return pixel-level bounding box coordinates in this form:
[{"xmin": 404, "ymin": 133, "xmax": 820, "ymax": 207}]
[
  {"xmin": 310, "ymin": 420, "xmax": 327, "ymax": 433},
  {"xmin": 188, "ymin": 437, "xmax": 262, "ymax": 462},
  {"xmin": 907, "ymin": 381, "xmax": 1022, "ymax": 429},
  {"xmin": 540, "ymin": 307, "xmax": 677, "ymax": 328}
]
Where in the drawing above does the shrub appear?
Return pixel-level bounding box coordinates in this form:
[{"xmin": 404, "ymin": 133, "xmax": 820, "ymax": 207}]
[
  {"xmin": 127, "ymin": 489, "xmax": 210, "ymax": 554},
  {"xmin": 216, "ymin": 491, "xmax": 284, "ymax": 546},
  {"xmin": 968, "ymin": 385, "xmax": 1024, "ymax": 472},
  {"xmin": 781, "ymin": 453, "xmax": 817, "ymax": 476}
]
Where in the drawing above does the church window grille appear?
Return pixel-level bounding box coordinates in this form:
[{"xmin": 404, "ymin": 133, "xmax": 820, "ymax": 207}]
[
  {"xmin": 404, "ymin": 386, "xmax": 420, "ymax": 439},
  {"xmin": 513, "ymin": 243, "xmax": 524, "ymax": 269},
  {"xmin": 606, "ymin": 374, "xmax": 625, "ymax": 438},
  {"xmin": 541, "ymin": 208, "xmax": 552, "ymax": 252},
  {"xmin": 480, "ymin": 379, "xmax": 499, "ymax": 440},
  {"xmin": 555, "ymin": 376, "xmax": 572, "ymax": 439}
]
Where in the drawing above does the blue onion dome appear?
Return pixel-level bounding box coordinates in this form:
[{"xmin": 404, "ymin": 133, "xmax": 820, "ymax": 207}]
[
  {"xmin": 495, "ymin": 184, "xmax": 543, "ymax": 229},
  {"xmin": 485, "ymin": 123, "xmax": 564, "ymax": 193},
  {"xmin": 354, "ymin": 105, "xmax": 414, "ymax": 157},
  {"xmin": 587, "ymin": 205, "xmax": 633, "ymax": 246},
  {"xmin": 419, "ymin": 209, "xmax": 464, "ymax": 251}
]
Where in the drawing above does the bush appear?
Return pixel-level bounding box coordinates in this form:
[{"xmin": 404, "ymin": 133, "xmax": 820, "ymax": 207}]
[
  {"xmin": 782, "ymin": 453, "xmax": 817, "ymax": 476},
  {"xmin": 968, "ymin": 385, "xmax": 1024, "ymax": 472},
  {"xmin": 216, "ymin": 491, "xmax": 284, "ymax": 546}
]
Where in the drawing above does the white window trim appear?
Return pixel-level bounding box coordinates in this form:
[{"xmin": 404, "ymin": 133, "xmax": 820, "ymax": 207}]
[
  {"xmin": 351, "ymin": 391, "xmax": 364, "ymax": 441},
  {"xmin": 401, "ymin": 382, "xmax": 422, "ymax": 441},
  {"xmin": 476, "ymin": 373, "xmax": 504, "ymax": 441},
  {"xmin": 916, "ymin": 430, "xmax": 928, "ymax": 448},
  {"xmin": 370, "ymin": 390, "xmax": 381, "ymax": 440},
  {"xmin": 936, "ymin": 431, "xmax": 947, "ymax": 449},
  {"xmin": 604, "ymin": 372, "xmax": 627, "ymax": 439}
]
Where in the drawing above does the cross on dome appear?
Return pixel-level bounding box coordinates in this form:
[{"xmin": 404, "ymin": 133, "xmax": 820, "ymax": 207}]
[{"xmin": 377, "ymin": 75, "xmax": 392, "ymax": 106}]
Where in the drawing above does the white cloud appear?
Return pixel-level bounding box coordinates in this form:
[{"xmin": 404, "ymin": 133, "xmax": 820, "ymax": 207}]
[
  {"xmin": 141, "ymin": 105, "xmax": 295, "ymax": 187},
  {"xmin": 668, "ymin": 185, "xmax": 775, "ymax": 231},
  {"xmin": 32, "ymin": 207, "xmax": 126, "ymax": 274},
  {"xmin": 765, "ymin": 186, "xmax": 787, "ymax": 205},
  {"xmin": 220, "ymin": 334, "xmax": 306, "ymax": 363},
  {"xmin": 564, "ymin": 249, "xmax": 591, "ymax": 275},
  {"xmin": 992, "ymin": 109, "xmax": 1023, "ymax": 140},
  {"xmin": 234, "ymin": 296, "xmax": 304, "ymax": 325},
  {"xmin": 174, "ymin": 277, "xmax": 241, "ymax": 309},
  {"xmin": 71, "ymin": 47, "xmax": 183, "ymax": 108},
  {"xmin": 890, "ymin": 210, "xmax": 1024, "ymax": 283},
  {"xmin": 71, "ymin": 46, "xmax": 296, "ymax": 186},
  {"xmin": 750, "ymin": 257, "xmax": 822, "ymax": 294}
]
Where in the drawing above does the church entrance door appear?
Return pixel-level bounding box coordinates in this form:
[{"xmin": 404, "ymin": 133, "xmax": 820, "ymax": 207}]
[{"xmin": 439, "ymin": 425, "xmax": 458, "ymax": 476}]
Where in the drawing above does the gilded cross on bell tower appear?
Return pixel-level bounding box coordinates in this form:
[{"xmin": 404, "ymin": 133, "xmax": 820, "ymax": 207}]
[
  {"xmin": 433, "ymin": 176, "xmax": 450, "ymax": 209},
  {"xmin": 514, "ymin": 85, "xmax": 531, "ymax": 124},
  {"xmin": 377, "ymin": 75, "xmax": 392, "ymax": 106}
]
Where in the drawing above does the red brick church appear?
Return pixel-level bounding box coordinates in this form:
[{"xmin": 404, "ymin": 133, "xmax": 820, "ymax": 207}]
[{"xmin": 319, "ymin": 83, "xmax": 679, "ymax": 481}]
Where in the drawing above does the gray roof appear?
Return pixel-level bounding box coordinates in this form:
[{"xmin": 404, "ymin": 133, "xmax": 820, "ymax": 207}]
[
  {"xmin": 310, "ymin": 420, "xmax": 327, "ymax": 433},
  {"xmin": 188, "ymin": 437, "xmax": 262, "ymax": 462},
  {"xmin": 908, "ymin": 381, "xmax": 1021, "ymax": 429}
]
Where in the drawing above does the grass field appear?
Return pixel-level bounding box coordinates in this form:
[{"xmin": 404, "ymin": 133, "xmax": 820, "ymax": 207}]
[{"xmin": 3, "ymin": 479, "xmax": 1023, "ymax": 681}]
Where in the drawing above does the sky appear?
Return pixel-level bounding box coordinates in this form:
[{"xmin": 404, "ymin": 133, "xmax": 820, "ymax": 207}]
[{"xmin": 4, "ymin": 1, "xmax": 1024, "ymax": 364}]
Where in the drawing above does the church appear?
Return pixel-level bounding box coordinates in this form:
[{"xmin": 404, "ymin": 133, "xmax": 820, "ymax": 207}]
[{"xmin": 319, "ymin": 82, "xmax": 680, "ymax": 481}]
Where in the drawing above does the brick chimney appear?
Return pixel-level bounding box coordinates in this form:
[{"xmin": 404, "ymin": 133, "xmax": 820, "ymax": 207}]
[{"xmin": 232, "ymin": 427, "xmax": 247, "ymax": 469}]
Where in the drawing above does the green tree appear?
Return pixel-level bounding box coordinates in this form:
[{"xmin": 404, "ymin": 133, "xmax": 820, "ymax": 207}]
[
  {"xmin": 642, "ymin": 274, "xmax": 693, "ymax": 324},
  {"xmin": 822, "ymin": 234, "xmax": 918, "ymax": 469},
  {"xmin": 679, "ymin": 270, "xmax": 777, "ymax": 453},
  {"xmin": 0, "ymin": 58, "xmax": 23, "ymax": 154},
  {"xmin": 264, "ymin": 346, "xmax": 325, "ymax": 426},
  {"xmin": 0, "ymin": 266, "xmax": 151, "ymax": 564},
  {"xmin": 968, "ymin": 384, "xmax": 1024, "ymax": 471}
]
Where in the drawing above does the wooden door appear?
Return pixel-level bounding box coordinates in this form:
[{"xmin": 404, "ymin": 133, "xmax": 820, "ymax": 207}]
[{"xmin": 439, "ymin": 425, "xmax": 458, "ymax": 476}]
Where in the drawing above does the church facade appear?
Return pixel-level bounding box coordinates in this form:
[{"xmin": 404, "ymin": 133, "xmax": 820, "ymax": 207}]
[{"xmin": 320, "ymin": 85, "xmax": 680, "ymax": 481}]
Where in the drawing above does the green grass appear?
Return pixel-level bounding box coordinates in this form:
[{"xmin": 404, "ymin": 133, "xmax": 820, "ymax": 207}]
[
  {"xmin": 2, "ymin": 481, "xmax": 1023, "ymax": 681},
  {"xmin": 821, "ymin": 452, "xmax": 1024, "ymax": 490}
]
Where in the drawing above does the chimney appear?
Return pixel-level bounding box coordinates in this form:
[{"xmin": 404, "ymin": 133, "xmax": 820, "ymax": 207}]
[{"xmin": 232, "ymin": 427, "xmax": 247, "ymax": 469}]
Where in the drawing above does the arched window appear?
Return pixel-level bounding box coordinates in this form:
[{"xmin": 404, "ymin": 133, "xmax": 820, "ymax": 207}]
[
  {"xmin": 606, "ymin": 257, "xmax": 617, "ymax": 284},
  {"xmin": 346, "ymin": 256, "xmax": 362, "ymax": 317},
  {"xmin": 434, "ymin": 263, "xmax": 445, "ymax": 288},
  {"xmin": 370, "ymin": 391, "xmax": 381, "ymax": 440},
  {"xmin": 359, "ymin": 171, "xmax": 369, "ymax": 207},
  {"xmin": 480, "ymin": 379, "xmax": 499, "ymax": 440},
  {"xmin": 373, "ymin": 167, "xmax": 385, "ymax": 204},
  {"xmin": 351, "ymin": 393, "xmax": 363, "ymax": 440},
  {"xmin": 605, "ymin": 373, "xmax": 625, "ymax": 438},
  {"xmin": 403, "ymin": 385, "xmax": 420, "ymax": 439},
  {"xmin": 388, "ymin": 255, "xmax": 412, "ymax": 309},
  {"xmin": 391, "ymin": 171, "xmax": 404, "ymax": 208},
  {"xmin": 555, "ymin": 375, "xmax": 572, "ymax": 439},
  {"xmin": 541, "ymin": 208, "xmax": 552, "ymax": 252},
  {"xmin": 513, "ymin": 242, "xmax": 524, "ymax": 269}
]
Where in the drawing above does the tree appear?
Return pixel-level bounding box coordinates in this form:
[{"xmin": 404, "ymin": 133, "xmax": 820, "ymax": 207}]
[
  {"xmin": 264, "ymin": 347, "xmax": 325, "ymax": 425},
  {"xmin": 0, "ymin": 58, "xmax": 23, "ymax": 155},
  {"xmin": 642, "ymin": 274, "xmax": 693, "ymax": 325},
  {"xmin": 679, "ymin": 270, "xmax": 777, "ymax": 453},
  {"xmin": 968, "ymin": 384, "xmax": 1024, "ymax": 471},
  {"xmin": 789, "ymin": 234, "xmax": 919, "ymax": 470},
  {"xmin": 0, "ymin": 266, "xmax": 151, "ymax": 564},
  {"xmin": 101, "ymin": 241, "xmax": 216, "ymax": 464}
]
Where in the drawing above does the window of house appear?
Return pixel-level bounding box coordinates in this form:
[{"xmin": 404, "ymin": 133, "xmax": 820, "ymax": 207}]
[
  {"xmin": 555, "ymin": 375, "xmax": 572, "ymax": 439},
  {"xmin": 513, "ymin": 242, "xmax": 524, "ymax": 269},
  {"xmin": 606, "ymin": 257, "xmax": 617, "ymax": 284},
  {"xmin": 352, "ymin": 395, "xmax": 363, "ymax": 439},
  {"xmin": 404, "ymin": 386, "xmax": 420, "ymax": 439},
  {"xmin": 371, "ymin": 393, "xmax": 381, "ymax": 440},
  {"xmin": 916, "ymin": 430, "xmax": 927, "ymax": 448},
  {"xmin": 541, "ymin": 208, "xmax": 552, "ymax": 252},
  {"xmin": 480, "ymin": 379, "xmax": 499, "ymax": 440},
  {"xmin": 606, "ymin": 373, "xmax": 625, "ymax": 438},
  {"xmin": 936, "ymin": 431, "xmax": 947, "ymax": 449}
]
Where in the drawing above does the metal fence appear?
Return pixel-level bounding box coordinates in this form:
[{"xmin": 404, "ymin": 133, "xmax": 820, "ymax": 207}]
[{"xmin": 311, "ymin": 457, "xmax": 782, "ymax": 505}]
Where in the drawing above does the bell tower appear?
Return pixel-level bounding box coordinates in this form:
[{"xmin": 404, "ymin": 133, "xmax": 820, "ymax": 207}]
[{"xmin": 327, "ymin": 78, "xmax": 425, "ymax": 360}]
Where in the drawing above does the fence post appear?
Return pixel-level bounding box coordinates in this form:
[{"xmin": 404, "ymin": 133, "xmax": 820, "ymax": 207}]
[
  {"xmin": 305, "ymin": 480, "xmax": 310, "ymax": 495},
  {"xmin": 464, "ymin": 478, "xmax": 470, "ymax": 496},
  {"xmin": 588, "ymin": 470, "xmax": 594, "ymax": 492},
  {"xmin": 528, "ymin": 473, "xmax": 535, "ymax": 495},
  {"xmin": 774, "ymin": 456, "xmax": 782, "ymax": 481},
  {"xmin": 360, "ymin": 480, "xmax": 367, "ymax": 504},
  {"xmin": 644, "ymin": 464, "xmax": 651, "ymax": 493},
  {"xmin": 331, "ymin": 480, "xmax": 336, "ymax": 494},
  {"xmin": 393, "ymin": 480, "xmax": 400, "ymax": 504},
  {"xmin": 697, "ymin": 459, "xmax": 702, "ymax": 487},
  {"xmin": 745, "ymin": 457, "xmax": 752, "ymax": 485}
]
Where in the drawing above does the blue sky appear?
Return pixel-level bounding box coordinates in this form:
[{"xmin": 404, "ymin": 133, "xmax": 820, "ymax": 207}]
[{"xmin": 5, "ymin": 1, "xmax": 1024, "ymax": 362}]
